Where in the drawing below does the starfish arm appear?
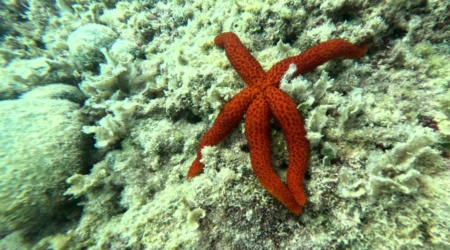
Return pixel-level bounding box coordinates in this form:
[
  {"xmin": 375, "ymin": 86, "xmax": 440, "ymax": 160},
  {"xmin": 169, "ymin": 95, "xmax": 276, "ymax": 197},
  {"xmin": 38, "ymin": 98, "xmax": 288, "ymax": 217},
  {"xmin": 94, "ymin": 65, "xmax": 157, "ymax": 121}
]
[
  {"xmin": 265, "ymin": 39, "xmax": 368, "ymax": 88},
  {"xmin": 187, "ymin": 87, "xmax": 257, "ymax": 179},
  {"xmin": 215, "ymin": 32, "xmax": 266, "ymax": 88},
  {"xmin": 245, "ymin": 95, "xmax": 302, "ymax": 214},
  {"xmin": 265, "ymin": 86, "xmax": 309, "ymax": 207}
]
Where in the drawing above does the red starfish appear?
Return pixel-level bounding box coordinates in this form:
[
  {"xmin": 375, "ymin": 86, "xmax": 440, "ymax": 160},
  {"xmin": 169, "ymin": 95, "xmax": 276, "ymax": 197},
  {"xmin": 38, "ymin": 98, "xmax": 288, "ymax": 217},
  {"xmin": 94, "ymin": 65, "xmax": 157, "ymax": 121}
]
[{"xmin": 188, "ymin": 32, "xmax": 367, "ymax": 214}]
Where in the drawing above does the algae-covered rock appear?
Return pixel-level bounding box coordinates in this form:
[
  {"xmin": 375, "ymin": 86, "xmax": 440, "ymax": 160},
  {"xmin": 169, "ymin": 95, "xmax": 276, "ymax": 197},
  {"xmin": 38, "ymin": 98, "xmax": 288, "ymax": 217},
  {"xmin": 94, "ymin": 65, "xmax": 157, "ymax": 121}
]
[
  {"xmin": 0, "ymin": 99, "xmax": 91, "ymax": 234},
  {"xmin": 0, "ymin": 57, "xmax": 52, "ymax": 100},
  {"xmin": 20, "ymin": 84, "xmax": 86, "ymax": 105},
  {"xmin": 67, "ymin": 23, "xmax": 117, "ymax": 70}
]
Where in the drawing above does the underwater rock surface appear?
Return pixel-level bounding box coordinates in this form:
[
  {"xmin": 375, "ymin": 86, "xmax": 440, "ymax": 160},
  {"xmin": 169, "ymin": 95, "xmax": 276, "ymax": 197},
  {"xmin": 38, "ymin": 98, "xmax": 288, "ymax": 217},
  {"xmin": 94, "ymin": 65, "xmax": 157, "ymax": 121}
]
[{"xmin": 0, "ymin": 99, "xmax": 91, "ymax": 234}]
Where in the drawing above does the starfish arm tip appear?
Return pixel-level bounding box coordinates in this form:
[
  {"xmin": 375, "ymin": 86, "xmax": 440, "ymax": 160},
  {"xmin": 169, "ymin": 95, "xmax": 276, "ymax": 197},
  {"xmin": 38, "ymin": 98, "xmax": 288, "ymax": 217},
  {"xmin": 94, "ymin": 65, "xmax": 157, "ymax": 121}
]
[
  {"xmin": 291, "ymin": 206, "xmax": 302, "ymax": 215},
  {"xmin": 359, "ymin": 42, "xmax": 369, "ymax": 56},
  {"xmin": 187, "ymin": 158, "xmax": 204, "ymax": 179}
]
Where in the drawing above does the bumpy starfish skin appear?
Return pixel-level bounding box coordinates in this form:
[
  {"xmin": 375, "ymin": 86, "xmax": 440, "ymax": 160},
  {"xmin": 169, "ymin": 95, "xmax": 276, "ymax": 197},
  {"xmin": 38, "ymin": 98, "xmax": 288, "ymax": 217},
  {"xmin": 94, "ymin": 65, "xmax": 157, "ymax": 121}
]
[{"xmin": 188, "ymin": 32, "xmax": 367, "ymax": 214}]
